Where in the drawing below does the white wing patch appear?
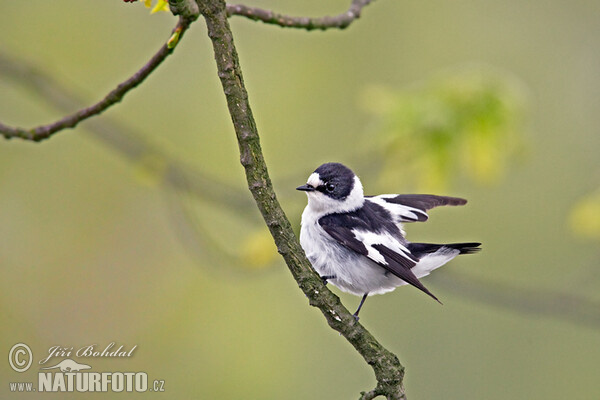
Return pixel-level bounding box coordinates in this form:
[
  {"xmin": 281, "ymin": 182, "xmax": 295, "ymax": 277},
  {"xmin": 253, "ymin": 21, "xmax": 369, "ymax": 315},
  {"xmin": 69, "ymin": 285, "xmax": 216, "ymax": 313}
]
[
  {"xmin": 351, "ymin": 229, "xmax": 413, "ymax": 265},
  {"xmin": 367, "ymin": 195, "xmax": 429, "ymax": 223},
  {"xmin": 411, "ymin": 248, "xmax": 459, "ymax": 278}
]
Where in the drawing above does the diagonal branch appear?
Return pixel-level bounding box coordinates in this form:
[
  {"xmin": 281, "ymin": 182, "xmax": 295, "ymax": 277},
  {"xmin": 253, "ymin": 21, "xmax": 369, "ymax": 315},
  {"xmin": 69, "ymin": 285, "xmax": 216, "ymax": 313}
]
[
  {"xmin": 0, "ymin": 16, "xmax": 195, "ymax": 142},
  {"xmin": 0, "ymin": 50, "xmax": 255, "ymax": 213},
  {"xmin": 433, "ymin": 270, "xmax": 600, "ymax": 329},
  {"xmin": 226, "ymin": 0, "xmax": 375, "ymax": 31},
  {"xmin": 197, "ymin": 0, "xmax": 405, "ymax": 398}
]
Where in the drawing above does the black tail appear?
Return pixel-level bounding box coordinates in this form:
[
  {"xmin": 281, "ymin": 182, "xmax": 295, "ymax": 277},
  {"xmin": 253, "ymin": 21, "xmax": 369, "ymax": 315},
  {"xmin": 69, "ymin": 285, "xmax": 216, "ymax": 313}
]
[
  {"xmin": 408, "ymin": 242, "xmax": 481, "ymax": 257},
  {"xmin": 446, "ymin": 242, "xmax": 482, "ymax": 254}
]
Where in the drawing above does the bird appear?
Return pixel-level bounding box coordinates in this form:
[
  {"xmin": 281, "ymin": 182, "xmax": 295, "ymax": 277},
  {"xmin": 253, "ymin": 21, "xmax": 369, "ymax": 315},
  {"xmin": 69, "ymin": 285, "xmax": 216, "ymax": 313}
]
[{"xmin": 297, "ymin": 162, "xmax": 481, "ymax": 320}]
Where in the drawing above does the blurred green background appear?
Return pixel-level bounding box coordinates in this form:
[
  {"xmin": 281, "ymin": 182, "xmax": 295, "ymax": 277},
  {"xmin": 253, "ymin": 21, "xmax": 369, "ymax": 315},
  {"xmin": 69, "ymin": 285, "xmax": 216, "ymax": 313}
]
[{"xmin": 1, "ymin": 1, "xmax": 599, "ymax": 399}]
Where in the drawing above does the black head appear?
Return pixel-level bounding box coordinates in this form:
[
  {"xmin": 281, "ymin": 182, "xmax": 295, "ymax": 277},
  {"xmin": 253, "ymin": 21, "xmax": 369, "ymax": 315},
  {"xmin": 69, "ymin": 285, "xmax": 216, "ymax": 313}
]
[{"xmin": 297, "ymin": 162, "xmax": 356, "ymax": 200}]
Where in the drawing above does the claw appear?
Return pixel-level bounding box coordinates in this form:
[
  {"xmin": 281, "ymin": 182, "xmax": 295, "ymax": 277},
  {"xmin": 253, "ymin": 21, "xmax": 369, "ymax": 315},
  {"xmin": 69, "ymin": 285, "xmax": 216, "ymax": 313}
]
[{"xmin": 320, "ymin": 275, "xmax": 336, "ymax": 285}]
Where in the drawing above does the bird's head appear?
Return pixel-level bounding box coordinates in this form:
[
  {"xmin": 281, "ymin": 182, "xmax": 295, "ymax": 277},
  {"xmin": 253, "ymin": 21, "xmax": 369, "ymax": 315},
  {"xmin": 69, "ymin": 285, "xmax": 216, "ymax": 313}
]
[{"xmin": 297, "ymin": 162, "xmax": 364, "ymax": 215}]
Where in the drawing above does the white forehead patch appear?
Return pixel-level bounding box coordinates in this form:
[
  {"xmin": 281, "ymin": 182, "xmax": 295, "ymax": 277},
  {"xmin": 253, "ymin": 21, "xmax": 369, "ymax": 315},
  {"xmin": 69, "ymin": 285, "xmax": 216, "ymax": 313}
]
[{"xmin": 307, "ymin": 172, "xmax": 324, "ymax": 188}]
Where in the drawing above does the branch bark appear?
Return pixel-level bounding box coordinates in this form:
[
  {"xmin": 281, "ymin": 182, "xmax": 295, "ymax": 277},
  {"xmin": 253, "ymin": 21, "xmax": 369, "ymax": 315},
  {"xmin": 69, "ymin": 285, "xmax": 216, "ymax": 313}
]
[
  {"xmin": 226, "ymin": 0, "xmax": 375, "ymax": 31},
  {"xmin": 0, "ymin": 16, "xmax": 195, "ymax": 142},
  {"xmin": 196, "ymin": 0, "xmax": 406, "ymax": 398}
]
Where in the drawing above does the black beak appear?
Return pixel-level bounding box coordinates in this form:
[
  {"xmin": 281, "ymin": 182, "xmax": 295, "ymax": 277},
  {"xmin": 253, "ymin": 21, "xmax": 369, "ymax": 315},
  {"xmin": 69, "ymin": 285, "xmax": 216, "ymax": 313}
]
[{"xmin": 296, "ymin": 184, "xmax": 315, "ymax": 192}]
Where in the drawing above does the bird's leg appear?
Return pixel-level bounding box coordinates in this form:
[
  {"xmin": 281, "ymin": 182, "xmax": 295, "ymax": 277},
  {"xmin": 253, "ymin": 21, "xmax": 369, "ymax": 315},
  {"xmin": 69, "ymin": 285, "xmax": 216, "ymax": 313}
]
[
  {"xmin": 353, "ymin": 293, "xmax": 369, "ymax": 321},
  {"xmin": 320, "ymin": 275, "xmax": 336, "ymax": 285}
]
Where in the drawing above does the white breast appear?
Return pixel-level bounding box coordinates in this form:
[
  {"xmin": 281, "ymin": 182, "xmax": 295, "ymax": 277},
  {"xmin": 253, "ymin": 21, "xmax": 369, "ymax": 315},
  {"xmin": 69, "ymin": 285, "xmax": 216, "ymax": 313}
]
[{"xmin": 299, "ymin": 206, "xmax": 403, "ymax": 296}]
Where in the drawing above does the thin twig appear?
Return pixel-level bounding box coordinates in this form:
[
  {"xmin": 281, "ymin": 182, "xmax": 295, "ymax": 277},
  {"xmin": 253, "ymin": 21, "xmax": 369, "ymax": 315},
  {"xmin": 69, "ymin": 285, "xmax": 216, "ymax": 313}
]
[
  {"xmin": 0, "ymin": 17, "xmax": 193, "ymax": 142},
  {"xmin": 360, "ymin": 390, "xmax": 381, "ymax": 400},
  {"xmin": 0, "ymin": 49, "xmax": 256, "ymax": 213},
  {"xmin": 197, "ymin": 0, "xmax": 405, "ymax": 398},
  {"xmin": 226, "ymin": 0, "xmax": 375, "ymax": 31}
]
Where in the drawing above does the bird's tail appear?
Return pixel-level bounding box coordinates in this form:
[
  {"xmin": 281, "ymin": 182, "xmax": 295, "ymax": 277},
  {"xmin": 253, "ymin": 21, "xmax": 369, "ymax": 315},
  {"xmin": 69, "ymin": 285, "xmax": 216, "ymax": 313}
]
[
  {"xmin": 408, "ymin": 242, "xmax": 481, "ymax": 257},
  {"xmin": 407, "ymin": 242, "xmax": 480, "ymax": 281},
  {"xmin": 443, "ymin": 242, "xmax": 482, "ymax": 255}
]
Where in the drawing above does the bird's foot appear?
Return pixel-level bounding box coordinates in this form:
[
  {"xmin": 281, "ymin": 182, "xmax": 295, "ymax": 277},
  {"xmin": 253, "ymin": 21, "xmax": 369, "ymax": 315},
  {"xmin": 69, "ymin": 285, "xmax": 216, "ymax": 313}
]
[
  {"xmin": 320, "ymin": 275, "xmax": 336, "ymax": 285},
  {"xmin": 352, "ymin": 293, "xmax": 368, "ymax": 322}
]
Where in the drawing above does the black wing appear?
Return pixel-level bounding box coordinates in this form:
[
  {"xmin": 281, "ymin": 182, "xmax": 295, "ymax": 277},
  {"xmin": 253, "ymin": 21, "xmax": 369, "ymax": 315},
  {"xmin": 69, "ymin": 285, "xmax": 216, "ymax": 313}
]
[
  {"xmin": 319, "ymin": 204, "xmax": 439, "ymax": 302},
  {"xmin": 367, "ymin": 194, "xmax": 467, "ymax": 222}
]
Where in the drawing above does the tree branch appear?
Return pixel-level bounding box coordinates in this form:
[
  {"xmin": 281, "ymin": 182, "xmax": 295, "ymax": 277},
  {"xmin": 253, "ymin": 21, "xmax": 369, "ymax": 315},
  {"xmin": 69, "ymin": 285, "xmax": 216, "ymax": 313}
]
[
  {"xmin": 226, "ymin": 0, "xmax": 375, "ymax": 31},
  {"xmin": 0, "ymin": 16, "xmax": 195, "ymax": 142},
  {"xmin": 0, "ymin": 50, "xmax": 256, "ymax": 213},
  {"xmin": 197, "ymin": 0, "xmax": 405, "ymax": 398}
]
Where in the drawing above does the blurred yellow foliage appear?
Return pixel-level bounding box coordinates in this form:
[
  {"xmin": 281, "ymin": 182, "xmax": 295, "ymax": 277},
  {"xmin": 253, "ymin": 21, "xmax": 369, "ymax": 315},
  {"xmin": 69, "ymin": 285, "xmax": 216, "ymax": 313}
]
[
  {"xmin": 360, "ymin": 66, "xmax": 529, "ymax": 192},
  {"xmin": 142, "ymin": 0, "xmax": 169, "ymax": 14},
  {"xmin": 240, "ymin": 228, "xmax": 278, "ymax": 270},
  {"xmin": 569, "ymin": 190, "xmax": 600, "ymax": 240}
]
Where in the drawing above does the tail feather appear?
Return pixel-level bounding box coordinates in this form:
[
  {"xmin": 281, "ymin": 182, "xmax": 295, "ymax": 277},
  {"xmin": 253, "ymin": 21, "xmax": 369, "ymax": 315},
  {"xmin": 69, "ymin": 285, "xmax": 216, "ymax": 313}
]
[
  {"xmin": 409, "ymin": 242, "xmax": 481, "ymax": 257},
  {"xmin": 408, "ymin": 242, "xmax": 480, "ymax": 281},
  {"xmin": 445, "ymin": 242, "xmax": 482, "ymax": 255}
]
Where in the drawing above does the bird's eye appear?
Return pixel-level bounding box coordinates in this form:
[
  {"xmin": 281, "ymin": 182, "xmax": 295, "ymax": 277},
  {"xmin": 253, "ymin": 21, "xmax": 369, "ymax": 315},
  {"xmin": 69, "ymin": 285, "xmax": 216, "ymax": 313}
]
[{"xmin": 326, "ymin": 183, "xmax": 335, "ymax": 192}]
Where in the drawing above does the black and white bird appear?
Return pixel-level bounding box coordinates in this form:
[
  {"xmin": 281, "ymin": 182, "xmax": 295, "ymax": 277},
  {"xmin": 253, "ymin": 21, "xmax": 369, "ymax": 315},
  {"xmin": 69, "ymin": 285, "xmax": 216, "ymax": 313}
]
[{"xmin": 297, "ymin": 162, "xmax": 481, "ymax": 319}]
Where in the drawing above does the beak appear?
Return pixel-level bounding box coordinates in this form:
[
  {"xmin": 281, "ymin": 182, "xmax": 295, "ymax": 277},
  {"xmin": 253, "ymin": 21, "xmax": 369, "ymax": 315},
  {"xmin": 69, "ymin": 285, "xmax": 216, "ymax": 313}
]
[{"xmin": 296, "ymin": 184, "xmax": 315, "ymax": 192}]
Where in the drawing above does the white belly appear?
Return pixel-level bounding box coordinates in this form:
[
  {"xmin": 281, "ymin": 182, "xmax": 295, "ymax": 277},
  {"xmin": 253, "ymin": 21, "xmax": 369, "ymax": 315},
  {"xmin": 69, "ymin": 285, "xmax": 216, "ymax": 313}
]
[{"xmin": 299, "ymin": 211, "xmax": 403, "ymax": 296}]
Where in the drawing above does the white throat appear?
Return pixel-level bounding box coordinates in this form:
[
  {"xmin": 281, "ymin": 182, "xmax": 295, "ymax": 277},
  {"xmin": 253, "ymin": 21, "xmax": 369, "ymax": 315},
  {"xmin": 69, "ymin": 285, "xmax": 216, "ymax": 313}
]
[{"xmin": 305, "ymin": 175, "xmax": 365, "ymax": 217}]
